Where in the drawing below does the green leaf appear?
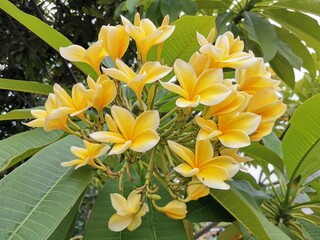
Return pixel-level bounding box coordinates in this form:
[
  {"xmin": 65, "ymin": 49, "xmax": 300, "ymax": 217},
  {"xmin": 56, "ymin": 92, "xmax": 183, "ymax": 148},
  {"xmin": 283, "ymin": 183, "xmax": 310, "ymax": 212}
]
[
  {"xmin": 146, "ymin": 0, "xmax": 162, "ymax": 23},
  {"xmin": 148, "ymin": 15, "xmax": 216, "ymax": 67},
  {"xmin": 186, "ymin": 195, "xmax": 234, "ymax": 222},
  {"xmin": 269, "ymin": 52, "xmax": 295, "ymax": 89},
  {"xmin": 275, "ymin": 27, "xmax": 317, "ymax": 79},
  {"xmin": 210, "ymin": 187, "xmax": 291, "ymax": 240},
  {"xmin": 126, "ymin": 0, "xmax": 139, "ymax": 13},
  {"xmin": 160, "ymin": 0, "xmax": 182, "ymax": 21},
  {"xmin": 276, "ymin": 40, "xmax": 303, "ymax": 70},
  {"xmin": 261, "ymin": 9, "xmax": 320, "ymax": 59},
  {"xmin": 242, "ymin": 11, "xmax": 277, "ymax": 62},
  {"xmin": 182, "ymin": 0, "xmax": 198, "ymax": 15},
  {"xmin": 195, "ymin": 0, "xmax": 232, "ymax": 10},
  {"xmin": 0, "ymin": 135, "xmax": 93, "ymax": 240},
  {"xmin": 241, "ymin": 142, "xmax": 284, "ymax": 172},
  {"xmin": 217, "ymin": 222, "xmax": 241, "ymax": 240},
  {"xmin": 0, "ymin": 78, "xmax": 53, "ymax": 95},
  {"xmin": 47, "ymin": 192, "xmax": 84, "ymax": 240},
  {"xmin": 0, "ymin": 108, "xmax": 33, "ymax": 121},
  {"xmin": 262, "ymin": 132, "xmax": 283, "ymax": 158},
  {"xmin": 0, "ymin": 128, "xmax": 63, "ymax": 172},
  {"xmin": 83, "ymin": 177, "xmax": 188, "ymax": 239},
  {"xmin": 216, "ymin": 12, "xmax": 235, "ymax": 37},
  {"xmin": 283, "ymin": 94, "xmax": 320, "ymax": 182},
  {"xmin": 0, "ymin": 0, "xmax": 96, "ymax": 78},
  {"xmin": 268, "ymin": 0, "xmax": 320, "ymax": 17},
  {"xmin": 300, "ymin": 219, "xmax": 320, "ymax": 240}
]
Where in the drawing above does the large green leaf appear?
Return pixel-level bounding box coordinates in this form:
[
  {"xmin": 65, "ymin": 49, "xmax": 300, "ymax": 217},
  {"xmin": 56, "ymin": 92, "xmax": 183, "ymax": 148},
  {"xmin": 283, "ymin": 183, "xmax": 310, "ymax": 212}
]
[
  {"xmin": 0, "ymin": 78, "xmax": 53, "ymax": 95},
  {"xmin": 262, "ymin": 132, "xmax": 283, "ymax": 158},
  {"xmin": 148, "ymin": 15, "xmax": 216, "ymax": 67},
  {"xmin": 195, "ymin": 0, "xmax": 232, "ymax": 11},
  {"xmin": 283, "ymin": 94, "xmax": 320, "ymax": 181},
  {"xmin": 265, "ymin": 0, "xmax": 320, "ymax": 17},
  {"xmin": 0, "ymin": 128, "xmax": 63, "ymax": 172},
  {"xmin": 0, "ymin": 108, "xmax": 34, "ymax": 121},
  {"xmin": 210, "ymin": 187, "xmax": 291, "ymax": 240},
  {"xmin": 83, "ymin": 178, "xmax": 188, "ymax": 240},
  {"xmin": 242, "ymin": 142, "xmax": 284, "ymax": 172},
  {"xmin": 275, "ymin": 27, "xmax": 317, "ymax": 79},
  {"xmin": 242, "ymin": 11, "xmax": 277, "ymax": 62},
  {"xmin": 261, "ymin": 9, "xmax": 320, "ymax": 58},
  {"xmin": 0, "ymin": 135, "xmax": 93, "ymax": 240},
  {"xmin": 186, "ymin": 195, "xmax": 234, "ymax": 222},
  {"xmin": 269, "ymin": 52, "xmax": 295, "ymax": 89},
  {"xmin": 0, "ymin": 0, "xmax": 96, "ymax": 78}
]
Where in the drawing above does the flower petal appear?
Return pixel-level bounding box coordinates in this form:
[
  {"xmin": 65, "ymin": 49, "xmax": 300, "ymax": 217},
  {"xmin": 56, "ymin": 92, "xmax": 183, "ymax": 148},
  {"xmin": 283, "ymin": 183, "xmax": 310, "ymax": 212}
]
[
  {"xmin": 224, "ymin": 113, "xmax": 261, "ymax": 135},
  {"xmin": 209, "ymin": 156, "xmax": 240, "ymax": 178},
  {"xmin": 108, "ymin": 213, "xmax": 132, "ymax": 232},
  {"xmin": 176, "ymin": 96, "xmax": 200, "ymax": 108},
  {"xmin": 59, "ymin": 45, "xmax": 85, "ymax": 62},
  {"xmin": 127, "ymin": 190, "xmax": 141, "ymax": 211},
  {"xmin": 110, "ymin": 193, "xmax": 132, "ymax": 215},
  {"xmin": 131, "ymin": 110, "xmax": 160, "ymax": 137},
  {"xmin": 197, "ymin": 165, "xmax": 230, "ymax": 189},
  {"xmin": 174, "ymin": 163, "xmax": 199, "ymax": 177},
  {"xmin": 160, "ymin": 81, "xmax": 189, "ymax": 99},
  {"xmin": 168, "ymin": 140, "xmax": 195, "ymax": 167},
  {"xmin": 174, "ymin": 59, "xmax": 197, "ymax": 95},
  {"xmin": 130, "ymin": 129, "xmax": 160, "ymax": 152},
  {"xmin": 197, "ymin": 84, "xmax": 232, "ymax": 106},
  {"xmin": 218, "ymin": 129, "xmax": 251, "ymax": 148},
  {"xmin": 109, "ymin": 141, "xmax": 132, "ymax": 155},
  {"xmin": 127, "ymin": 214, "xmax": 142, "ymax": 231},
  {"xmin": 195, "ymin": 140, "xmax": 213, "ymax": 167},
  {"xmin": 111, "ymin": 105, "xmax": 135, "ymax": 140},
  {"xmin": 90, "ymin": 131, "xmax": 126, "ymax": 143}
]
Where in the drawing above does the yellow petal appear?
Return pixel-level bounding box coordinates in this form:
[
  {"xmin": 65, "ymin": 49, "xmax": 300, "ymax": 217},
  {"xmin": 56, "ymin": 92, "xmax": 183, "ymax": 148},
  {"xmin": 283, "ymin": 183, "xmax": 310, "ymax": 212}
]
[
  {"xmin": 174, "ymin": 163, "xmax": 199, "ymax": 177},
  {"xmin": 103, "ymin": 67, "xmax": 132, "ymax": 84},
  {"xmin": 140, "ymin": 62, "xmax": 172, "ymax": 83},
  {"xmin": 84, "ymin": 40, "xmax": 106, "ymax": 74},
  {"xmin": 176, "ymin": 95, "xmax": 200, "ymax": 108},
  {"xmin": 168, "ymin": 140, "xmax": 195, "ymax": 167},
  {"xmin": 189, "ymin": 52, "xmax": 211, "ymax": 77},
  {"xmin": 222, "ymin": 113, "xmax": 261, "ymax": 135},
  {"xmin": 70, "ymin": 146, "xmax": 87, "ymax": 159},
  {"xmin": 186, "ymin": 181, "xmax": 210, "ymax": 201},
  {"xmin": 131, "ymin": 110, "xmax": 160, "ymax": 137},
  {"xmin": 111, "ymin": 193, "xmax": 132, "ymax": 215},
  {"xmin": 200, "ymin": 44, "xmax": 223, "ymax": 61},
  {"xmin": 130, "ymin": 129, "xmax": 160, "ymax": 152},
  {"xmin": 53, "ymin": 84, "xmax": 73, "ymax": 108},
  {"xmin": 159, "ymin": 81, "xmax": 189, "ymax": 99},
  {"xmin": 111, "ymin": 105, "xmax": 135, "ymax": 140},
  {"xmin": 197, "ymin": 129, "xmax": 221, "ymax": 141},
  {"xmin": 158, "ymin": 200, "xmax": 187, "ymax": 220},
  {"xmin": 105, "ymin": 114, "xmax": 119, "ymax": 132},
  {"xmin": 90, "ymin": 131, "xmax": 126, "ymax": 144},
  {"xmin": 109, "ymin": 141, "xmax": 132, "ymax": 155},
  {"xmin": 59, "ymin": 45, "xmax": 85, "ymax": 62},
  {"xmin": 86, "ymin": 142, "xmax": 110, "ymax": 158},
  {"xmin": 218, "ymin": 129, "xmax": 251, "ymax": 148},
  {"xmin": 196, "ymin": 32, "xmax": 209, "ymax": 46},
  {"xmin": 197, "ymin": 165, "xmax": 230, "ymax": 189},
  {"xmin": 127, "ymin": 190, "xmax": 141, "ymax": 211},
  {"xmin": 92, "ymin": 80, "xmax": 116, "ymax": 111},
  {"xmin": 197, "ymin": 84, "xmax": 232, "ymax": 106},
  {"xmin": 195, "ymin": 116, "xmax": 218, "ymax": 132},
  {"xmin": 108, "ymin": 213, "xmax": 132, "ymax": 232},
  {"xmin": 195, "ymin": 140, "xmax": 213, "ymax": 167},
  {"xmin": 210, "ymin": 156, "xmax": 240, "ymax": 178},
  {"xmin": 127, "ymin": 214, "xmax": 142, "ymax": 231},
  {"xmin": 174, "ymin": 59, "xmax": 197, "ymax": 95},
  {"xmin": 60, "ymin": 159, "xmax": 84, "ymax": 168}
]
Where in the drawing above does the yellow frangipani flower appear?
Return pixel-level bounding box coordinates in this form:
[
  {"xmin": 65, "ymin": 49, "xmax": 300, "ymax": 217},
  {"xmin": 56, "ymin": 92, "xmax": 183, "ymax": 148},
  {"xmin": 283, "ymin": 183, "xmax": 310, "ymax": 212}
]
[
  {"xmin": 204, "ymin": 89, "xmax": 249, "ymax": 118},
  {"xmin": 246, "ymin": 87, "xmax": 287, "ymax": 141},
  {"xmin": 98, "ymin": 25, "xmax": 129, "ymax": 61},
  {"xmin": 103, "ymin": 59, "xmax": 172, "ymax": 103},
  {"xmin": 160, "ymin": 59, "xmax": 232, "ymax": 108},
  {"xmin": 86, "ymin": 74, "xmax": 116, "ymax": 113},
  {"xmin": 25, "ymin": 93, "xmax": 72, "ymax": 132},
  {"xmin": 220, "ymin": 148, "xmax": 253, "ymax": 171},
  {"xmin": 199, "ymin": 31, "xmax": 256, "ymax": 69},
  {"xmin": 236, "ymin": 58, "xmax": 280, "ymax": 94},
  {"xmin": 156, "ymin": 200, "xmax": 187, "ymax": 220},
  {"xmin": 185, "ymin": 178, "xmax": 210, "ymax": 202},
  {"xmin": 53, "ymin": 83, "xmax": 92, "ymax": 118},
  {"xmin": 188, "ymin": 52, "xmax": 211, "ymax": 77},
  {"xmin": 168, "ymin": 140, "xmax": 240, "ymax": 190},
  {"xmin": 196, "ymin": 113, "xmax": 261, "ymax": 148},
  {"xmin": 90, "ymin": 105, "xmax": 160, "ymax": 155},
  {"xmin": 196, "ymin": 28, "xmax": 216, "ymax": 46},
  {"xmin": 121, "ymin": 13, "xmax": 175, "ymax": 62},
  {"xmin": 108, "ymin": 190, "xmax": 149, "ymax": 232},
  {"xmin": 59, "ymin": 40, "xmax": 107, "ymax": 75},
  {"xmin": 61, "ymin": 140, "xmax": 110, "ymax": 170}
]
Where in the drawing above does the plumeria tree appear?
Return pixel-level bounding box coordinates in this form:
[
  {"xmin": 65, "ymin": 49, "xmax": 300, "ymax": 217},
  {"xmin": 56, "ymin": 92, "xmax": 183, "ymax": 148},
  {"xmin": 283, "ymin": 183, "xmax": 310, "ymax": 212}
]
[{"xmin": 1, "ymin": 0, "xmax": 320, "ymax": 239}]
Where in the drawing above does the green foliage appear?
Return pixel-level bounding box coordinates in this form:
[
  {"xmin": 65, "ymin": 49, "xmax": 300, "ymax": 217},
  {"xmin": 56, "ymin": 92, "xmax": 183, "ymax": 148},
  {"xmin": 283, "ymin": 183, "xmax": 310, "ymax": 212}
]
[{"xmin": 0, "ymin": 78, "xmax": 53, "ymax": 95}]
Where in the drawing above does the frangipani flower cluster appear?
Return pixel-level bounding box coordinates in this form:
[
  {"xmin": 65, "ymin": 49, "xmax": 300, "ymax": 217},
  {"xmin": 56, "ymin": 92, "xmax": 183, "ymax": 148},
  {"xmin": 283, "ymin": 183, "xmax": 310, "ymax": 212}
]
[{"xmin": 25, "ymin": 13, "xmax": 286, "ymax": 232}]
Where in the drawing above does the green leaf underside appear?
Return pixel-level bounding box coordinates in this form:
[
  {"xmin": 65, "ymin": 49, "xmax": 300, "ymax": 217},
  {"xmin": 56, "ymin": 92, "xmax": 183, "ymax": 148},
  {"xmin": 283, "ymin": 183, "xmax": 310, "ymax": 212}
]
[
  {"xmin": 262, "ymin": 132, "xmax": 283, "ymax": 158},
  {"xmin": 269, "ymin": 52, "xmax": 295, "ymax": 89},
  {"xmin": 148, "ymin": 15, "xmax": 216, "ymax": 67},
  {"xmin": 0, "ymin": 135, "xmax": 93, "ymax": 240},
  {"xmin": 260, "ymin": 9, "xmax": 320, "ymax": 58},
  {"xmin": 242, "ymin": 11, "xmax": 277, "ymax": 62},
  {"xmin": 0, "ymin": 79, "xmax": 53, "ymax": 95},
  {"xmin": 84, "ymin": 177, "xmax": 188, "ymax": 240},
  {"xmin": 275, "ymin": 27, "xmax": 316, "ymax": 78},
  {"xmin": 210, "ymin": 187, "xmax": 291, "ymax": 240},
  {"xmin": 0, "ymin": 0, "xmax": 96, "ymax": 78},
  {"xmin": 241, "ymin": 142, "xmax": 284, "ymax": 172},
  {"xmin": 0, "ymin": 128, "xmax": 63, "ymax": 172},
  {"xmin": 186, "ymin": 194, "xmax": 234, "ymax": 222},
  {"xmin": 0, "ymin": 109, "xmax": 34, "ymax": 121},
  {"xmin": 283, "ymin": 94, "xmax": 320, "ymax": 181}
]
